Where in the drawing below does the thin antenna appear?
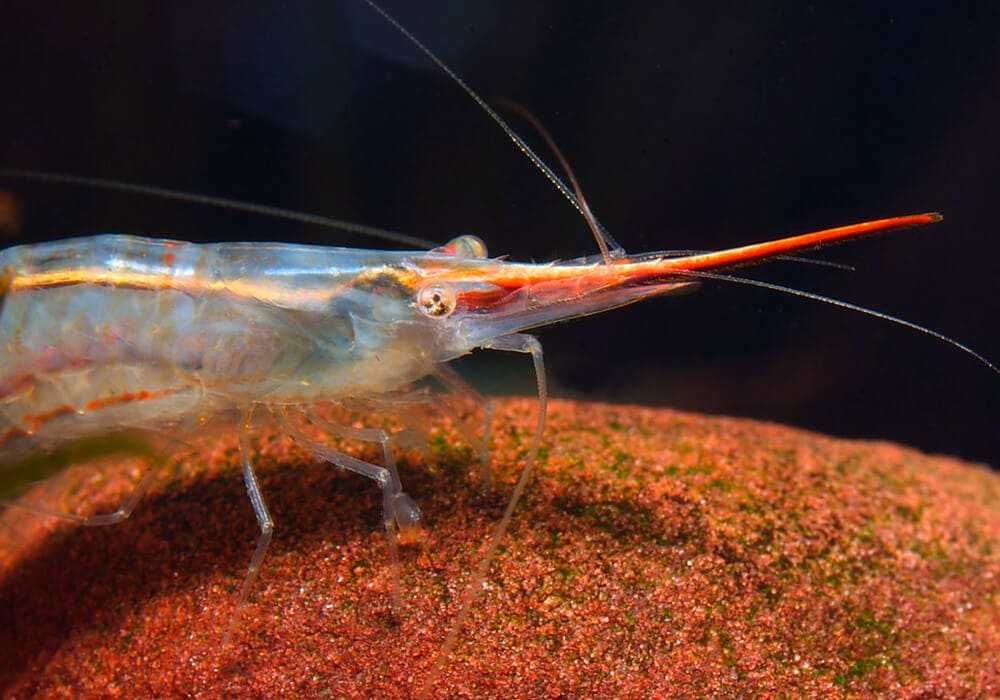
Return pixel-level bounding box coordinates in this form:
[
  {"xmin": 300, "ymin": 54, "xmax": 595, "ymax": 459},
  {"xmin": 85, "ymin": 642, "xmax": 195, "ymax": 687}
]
[
  {"xmin": 495, "ymin": 98, "xmax": 620, "ymax": 263},
  {"xmin": 0, "ymin": 169, "xmax": 437, "ymax": 249},
  {"xmin": 673, "ymin": 269, "xmax": 999, "ymax": 376},
  {"xmin": 361, "ymin": 0, "xmax": 625, "ymax": 257}
]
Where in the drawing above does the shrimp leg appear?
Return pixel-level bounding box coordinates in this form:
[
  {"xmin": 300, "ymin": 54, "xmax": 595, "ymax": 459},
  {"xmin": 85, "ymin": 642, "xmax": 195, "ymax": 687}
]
[
  {"xmin": 1, "ymin": 468, "xmax": 158, "ymax": 527},
  {"xmin": 303, "ymin": 412, "xmax": 401, "ymax": 482},
  {"xmin": 225, "ymin": 414, "xmax": 275, "ymax": 644},
  {"xmin": 424, "ymin": 333, "xmax": 546, "ymax": 690},
  {"xmin": 229, "ymin": 406, "xmax": 419, "ymax": 638},
  {"xmin": 296, "ymin": 407, "xmax": 421, "ymax": 538},
  {"xmin": 340, "ymin": 375, "xmax": 493, "ymax": 482},
  {"xmin": 278, "ymin": 407, "xmax": 420, "ymax": 612}
]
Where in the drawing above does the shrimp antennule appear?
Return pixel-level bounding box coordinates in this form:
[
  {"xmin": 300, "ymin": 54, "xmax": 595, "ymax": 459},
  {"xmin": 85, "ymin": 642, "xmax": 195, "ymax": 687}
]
[
  {"xmin": 360, "ymin": 0, "xmax": 619, "ymax": 253},
  {"xmin": 496, "ymin": 98, "xmax": 624, "ymax": 262}
]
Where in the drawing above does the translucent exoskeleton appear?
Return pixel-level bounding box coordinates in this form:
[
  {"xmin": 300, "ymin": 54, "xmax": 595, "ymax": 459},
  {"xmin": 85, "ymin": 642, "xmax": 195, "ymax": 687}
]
[{"xmin": 0, "ymin": 0, "xmax": 998, "ymax": 692}]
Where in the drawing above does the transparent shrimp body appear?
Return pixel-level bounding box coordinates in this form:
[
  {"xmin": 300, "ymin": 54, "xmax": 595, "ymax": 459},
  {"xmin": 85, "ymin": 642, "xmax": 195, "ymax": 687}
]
[
  {"xmin": 0, "ymin": 235, "xmax": 467, "ymax": 423},
  {"xmin": 0, "ymin": 215, "xmax": 961, "ymax": 491},
  {"xmin": 0, "ymin": 228, "xmax": 703, "ymax": 444}
]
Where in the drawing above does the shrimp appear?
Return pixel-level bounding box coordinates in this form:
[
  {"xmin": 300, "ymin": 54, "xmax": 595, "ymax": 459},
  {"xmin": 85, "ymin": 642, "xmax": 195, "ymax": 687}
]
[{"xmin": 0, "ymin": 0, "xmax": 997, "ymax": 690}]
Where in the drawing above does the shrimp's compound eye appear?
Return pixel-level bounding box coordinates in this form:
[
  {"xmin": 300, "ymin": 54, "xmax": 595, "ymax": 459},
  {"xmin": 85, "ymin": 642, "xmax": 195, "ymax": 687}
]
[{"xmin": 416, "ymin": 284, "xmax": 457, "ymax": 318}]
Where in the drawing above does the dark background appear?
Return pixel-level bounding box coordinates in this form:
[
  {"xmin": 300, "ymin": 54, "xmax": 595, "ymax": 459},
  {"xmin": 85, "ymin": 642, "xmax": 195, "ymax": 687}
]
[{"xmin": 2, "ymin": 1, "xmax": 998, "ymax": 465}]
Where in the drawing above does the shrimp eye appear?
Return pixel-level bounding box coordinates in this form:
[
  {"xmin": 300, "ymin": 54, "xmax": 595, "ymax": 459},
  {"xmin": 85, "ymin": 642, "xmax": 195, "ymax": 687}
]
[{"xmin": 416, "ymin": 285, "xmax": 456, "ymax": 318}]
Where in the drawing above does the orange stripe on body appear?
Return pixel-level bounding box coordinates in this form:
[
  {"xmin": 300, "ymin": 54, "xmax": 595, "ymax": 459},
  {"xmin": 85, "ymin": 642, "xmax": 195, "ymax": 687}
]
[
  {"xmin": 22, "ymin": 404, "xmax": 75, "ymax": 433},
  {"xmin": 8, "ymin": 266, "xmax": 413, "ymax": 308},
  {"xmin": 0, "ymin": 389, "xmax": 181, "ymax": 447},
  {"xmin": 0, "ymin": 387, "xmax": 184, "ymax": 449},
  {"xmin": 83, "ymin": 388, "xmax": 178, "ymax": 412}
]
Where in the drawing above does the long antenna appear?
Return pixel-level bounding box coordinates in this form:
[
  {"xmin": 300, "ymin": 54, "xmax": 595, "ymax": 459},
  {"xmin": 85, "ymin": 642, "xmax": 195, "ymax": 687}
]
[
  {"xmin": 361, "ymin": 0, "xmax": 626, "ymax": 257},
  {"xmin": 495, "ymin": 98, "xmax": 617, "ymax": 263},
  {"xmin": 0, "ymin": 169, "xmax": 437, "ymax": 249},
  {"xmin": 674, "ymin": 268, "xmax": 999, "ymax": 376}
]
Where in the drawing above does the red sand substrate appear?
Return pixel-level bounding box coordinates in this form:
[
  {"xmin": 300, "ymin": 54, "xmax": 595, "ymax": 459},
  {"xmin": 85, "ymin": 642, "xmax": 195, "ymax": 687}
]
[{"xmin": 0, "ymin": 399, "xmax": 997, "ymax": 697}]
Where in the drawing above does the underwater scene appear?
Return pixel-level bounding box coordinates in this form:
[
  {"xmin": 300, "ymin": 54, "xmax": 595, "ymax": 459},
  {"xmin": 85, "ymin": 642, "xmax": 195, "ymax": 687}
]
[{"xmin": 0, "ymin": 1, "xmax": 998, "ymax": 696}]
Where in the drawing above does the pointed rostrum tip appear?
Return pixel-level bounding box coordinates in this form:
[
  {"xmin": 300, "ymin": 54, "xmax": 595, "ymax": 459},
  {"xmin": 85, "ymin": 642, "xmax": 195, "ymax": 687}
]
[{"xmin": 927, "ymin": 212, "xmax": 944, "ymax": 223}]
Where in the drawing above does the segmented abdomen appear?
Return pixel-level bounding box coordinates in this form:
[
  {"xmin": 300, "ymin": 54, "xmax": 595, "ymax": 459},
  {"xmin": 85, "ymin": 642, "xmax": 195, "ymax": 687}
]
[{"xmin": 0, "ymin": 235, "xmax": 324, "ymax": 452}]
